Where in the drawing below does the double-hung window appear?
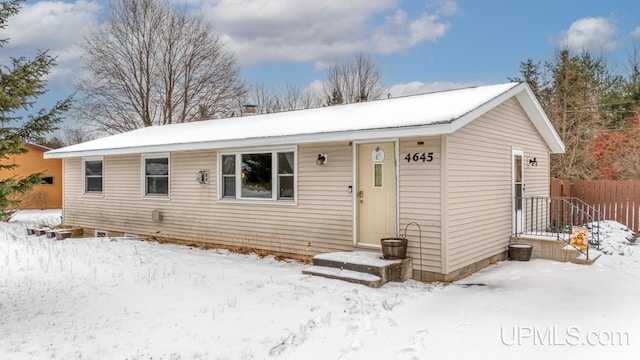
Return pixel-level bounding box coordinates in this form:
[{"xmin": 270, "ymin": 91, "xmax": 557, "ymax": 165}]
[
  {"xmin": 277, "ymin": 152, "xmax": 294, "ymax": 199},
  {"xmin": 143, "ymin": 155, "xmax": 170, "ymax": 197},
  {"xmin": 221, "ymin": 154, "xmax": 236, "ymax": 198},
  {"xmin": 220, "ymin": 149, "xmax": 295, "ymax": 201},
  {"xmin": 83, "ymin": 158, "xmax": 103, "ymax": 194}
]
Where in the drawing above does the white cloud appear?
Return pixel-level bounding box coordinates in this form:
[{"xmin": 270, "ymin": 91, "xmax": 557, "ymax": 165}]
[
  {"xmin": 387, "ymin": 81, "xmax": 480, "ymax": 97},
  {"xmin": 433, "ymin": 0, "xmax": 459, "ymax": 16},
  {"xmin": 559, "ymin": 17, "xmax": 618, "ymax": 52},
  {"xmin": 201, "ymin": 0, "xmax": 455, "ymax": 67},
  {"xmin": 304, "ymin": 79, "xmax": 326, "ymax": 96},
  {"xmin": 372, "ymin": 10, "xmax": 450, "ymax": 54},
  {"xmin": 3, "ymin": 1, "xmax": 101, "ymax": 86},
  {"xmin": 632, "ymin": 26, "xmax": 640, "ymax": 38}
]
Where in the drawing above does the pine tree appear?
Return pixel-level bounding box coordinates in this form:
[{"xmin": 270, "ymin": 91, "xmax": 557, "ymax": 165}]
[
  {"xmin": 511, "ymin": 50, "xmax": 623, "ymax": 179},
  {"xmin": 0, "ymin": 0, "xmax": 71, "ymax": 219}
]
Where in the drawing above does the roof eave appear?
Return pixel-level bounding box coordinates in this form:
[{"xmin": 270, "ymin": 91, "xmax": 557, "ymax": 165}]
[
  {"xmin": 450, "ymin": 83, "xmax": 565, "ymax": 154},
  {"xmin": 514, "ymin": 84, "xmax": 565, "ymax": 154},
  {"xmin": 43, "ymin": 123, "xmax": 455, "ymax": 159}
]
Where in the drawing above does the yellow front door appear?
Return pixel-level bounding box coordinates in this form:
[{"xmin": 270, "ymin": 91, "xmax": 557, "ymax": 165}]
[{"xmin": 357, "ymin": 142, "xmax": 397, "ymax": 246}]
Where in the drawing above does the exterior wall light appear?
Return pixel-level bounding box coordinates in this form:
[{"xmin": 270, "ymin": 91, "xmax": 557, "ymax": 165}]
[
  {"xmin": 316, "ymin": 154, "xmax": 327, "ymax": 165},
  {"xmin": 528, "ymin": 157, "xmax": 537, "ymax": 167}
]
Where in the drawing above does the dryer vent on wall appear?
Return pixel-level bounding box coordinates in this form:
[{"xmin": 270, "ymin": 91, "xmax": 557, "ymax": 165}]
[{"xmin": 152, "ymin": 210, "xmax": 163, "ymax": 222}]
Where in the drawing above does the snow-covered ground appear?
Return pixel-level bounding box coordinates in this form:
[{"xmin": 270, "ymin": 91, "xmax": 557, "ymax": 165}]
[{"xmin": 1, "ymin": 211, "xmax": 639, "ymax": 359}]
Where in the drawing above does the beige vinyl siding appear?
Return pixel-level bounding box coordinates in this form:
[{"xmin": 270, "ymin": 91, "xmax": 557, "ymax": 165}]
[
  {"xmin": 63, "ymin": 143, "xmax": 355, "ymax": 256},
  {"xmin": 398, "ymin": 137, "xmax": 442, "ymax": 273},
  {"xmin": 446, "ymin": 97, "xmax": 551, "ymax": 272}
]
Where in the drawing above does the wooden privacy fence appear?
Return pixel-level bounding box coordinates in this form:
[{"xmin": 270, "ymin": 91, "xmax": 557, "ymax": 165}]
[{"xmin": 551, "ymin": 179, "xmax": 640, "ymax": 233}]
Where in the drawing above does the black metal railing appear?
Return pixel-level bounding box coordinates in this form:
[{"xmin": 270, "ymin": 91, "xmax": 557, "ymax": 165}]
[{"xmin": 513, "ymin": 196, "xmax": 603, "ymax": 259}]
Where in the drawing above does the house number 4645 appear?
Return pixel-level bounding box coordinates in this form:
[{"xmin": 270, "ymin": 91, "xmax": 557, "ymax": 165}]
[{"xmin": 404, "ymin": 152, "xmax": 434, "ymax": 162}]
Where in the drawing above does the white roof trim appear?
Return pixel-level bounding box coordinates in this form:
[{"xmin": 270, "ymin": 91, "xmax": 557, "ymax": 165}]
[
  {"xmin": 514, "ymin": 85, "xmax": 565, "ymax": 153},
  {"xmin": 44, "ymin": 83, "xmax": 564, "ymax": 158}
]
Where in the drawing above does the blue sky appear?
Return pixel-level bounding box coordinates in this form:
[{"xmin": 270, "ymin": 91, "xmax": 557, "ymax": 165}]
[{"xmin": 4, "ymin": 0, "xmax": 640, "ymax": 121}]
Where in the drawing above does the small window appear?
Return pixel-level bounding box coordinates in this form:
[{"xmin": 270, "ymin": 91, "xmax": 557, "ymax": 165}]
[
  {"xmin": 222, "ymin": 154, "xmax": 236, "ymax": 198},
  {"xmin": 241, "ymin": 153, "xmax": 272, "ymax": 198},
  {"xmin": 41, "ymin": 176, "xmax": 54, "ymax": 185},
  {"xmin": 95, "ymin": 230, "xmax": 108, "ymax": 237},
  {"xmin": 374, "ymin": 164, "xmax": 383, "ymax": 187},
  {"xmin": 84, "ymin": 159, "xmax": 103, "ymax": 193},
  {"xmin": 144, "ymin": 156, "xmax": 169, "ymax": 196},
  {"xmin": 278, "ymin": 152, "xmax": 294, "ymax": 199}
]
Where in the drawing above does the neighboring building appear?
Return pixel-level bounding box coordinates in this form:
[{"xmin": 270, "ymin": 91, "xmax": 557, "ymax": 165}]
[
  {"xmin": 0, "ymin": 143, "xmax": 63, "ymax": 209},
  {"xmin": 45, "ymin": 83, "xmax": 564, "ymax": 281}
]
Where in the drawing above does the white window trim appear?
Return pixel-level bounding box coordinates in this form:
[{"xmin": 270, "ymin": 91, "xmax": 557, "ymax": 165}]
[
  {"xmin": 82, "ymin": 156, "xmax": 104, "ymax": 196},
  {"xmin": 217, "ymin": 146, "xmax": 297, "ymax": 204},
  {"xmin": 141, "ymin": 153, "xmax": 171, "ymax": 199}
]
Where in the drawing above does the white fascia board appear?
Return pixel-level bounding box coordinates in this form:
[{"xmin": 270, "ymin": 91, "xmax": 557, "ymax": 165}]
[
  {"xmin": 448, "ymin": 82, "xmax": 565, "ymax": 154},
  {"xmin": 43, "ymin": 122, "xmax": 455, "ymax": 159},
  {"xmin": 515, "ymin": 86, "xmax": 565, "ymax": 154},
  {"xmin": 449, "ymin": 82, "xmax": 524, "ymax": 133}
]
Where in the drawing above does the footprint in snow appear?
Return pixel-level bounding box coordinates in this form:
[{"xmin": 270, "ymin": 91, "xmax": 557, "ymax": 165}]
[
  {"xmin": 396, "ymin": 329, "xmax": 429, "ymax": 358},
  {"xmin": 411, "ymin": 329, "xmax": 428, "ymax": 352},
  {"xmin": 338, "ymin": 339, "xmax": 362, "ymax": 360},
  {"xmin": 396, "ymin": 347, "xmax": 420, "ymax": 359}
]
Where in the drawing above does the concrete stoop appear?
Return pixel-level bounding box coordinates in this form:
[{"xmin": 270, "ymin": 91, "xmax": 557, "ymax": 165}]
[
  {"xmin": 302, "ymin": 251, "xmax": 413, "ymax": 288},
  {"xmin": 510, "ymin": 236, "xmax": 601, "ymax": 265}
]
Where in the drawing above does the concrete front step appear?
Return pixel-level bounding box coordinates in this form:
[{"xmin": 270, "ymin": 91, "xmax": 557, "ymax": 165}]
[
  {"xmin": 302, "ymin": 266, "xmax": 384, "ymax": 288},
  {"xmin": 302, "ymin": 251, "xmax": 413, "ymax": 287}
]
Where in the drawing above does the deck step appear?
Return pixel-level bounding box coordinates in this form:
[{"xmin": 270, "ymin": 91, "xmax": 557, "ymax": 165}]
[
  {"xmin": 303, "ymin": 251, "xmax": 413, "ymax": 287},
  {"xmin": 302, "ymin": 266, "xmax": 384, "ymax": 288}
]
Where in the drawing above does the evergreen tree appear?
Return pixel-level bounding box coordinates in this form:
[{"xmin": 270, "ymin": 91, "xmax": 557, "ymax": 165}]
[
  {"xmin": 0, "ymin": 0, "xmax": 71, "ymax": 219},
  {"xmin": 511, "ymin": 49, "xmax": 623, "ymax": 179}
]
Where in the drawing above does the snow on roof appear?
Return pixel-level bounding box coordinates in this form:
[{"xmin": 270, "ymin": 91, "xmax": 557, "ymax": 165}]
[
  {"xmin": 45, "ymin": 82, "xmax": 564, "ymax": 158},
  {"xmin": 26, "ymin": 142, "xmax": 52, "ymax": 152}
]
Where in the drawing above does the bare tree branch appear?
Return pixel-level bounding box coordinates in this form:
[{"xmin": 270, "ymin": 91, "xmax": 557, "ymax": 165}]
[
  {"xmin": 324, "ymin": 53, "xmax": 385, "ymax": 105},
  {"xmin": 243, "ymin": 83, "xmax": 322, "ymax": 114},
  {"xmin": 74, "ymin": 0, "xmax": 246, "ymax": 133}
]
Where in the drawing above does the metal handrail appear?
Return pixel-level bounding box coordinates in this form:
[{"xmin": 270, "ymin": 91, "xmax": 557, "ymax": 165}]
[{"xmin": 514, "ymin": 196, "xmax": 603, "ymax": 260}]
